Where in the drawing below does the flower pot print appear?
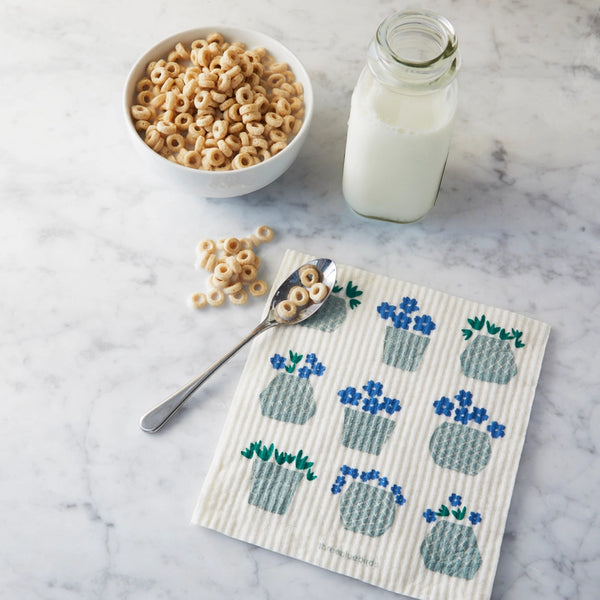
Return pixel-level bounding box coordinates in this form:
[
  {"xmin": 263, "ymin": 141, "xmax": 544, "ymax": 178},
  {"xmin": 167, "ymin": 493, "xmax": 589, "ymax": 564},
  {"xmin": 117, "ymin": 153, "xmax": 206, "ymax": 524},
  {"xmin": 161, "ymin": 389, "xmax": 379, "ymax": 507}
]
[
  {"xmin": 248, "ymin": 459, "xmax": 304, "ymax": 515},
  {"xmin": 429, "ymin": 422, "xmax": 492, "ymax": 476},
  {"xmin": 332, "ymin": 466, "xmax": 406, "ymax": 535},
  {"xmin": 377, "ymin": 298, "xmax": 436, "ymax": 371},
  {"xmin": 420, "ymin": 520, "xmax": 482, "ymax": 580},
  {"xmin": 260, "ymin": 372, "xmax": 316, "ymax": 424},
  {"xmin": 460, "ymin": 334, "xmax": 518, "ymax": 384},
  {"xmin": 383, "ymin": 326, "xmax": 430, "ymax": 372},
  {"xmin": 342, "ymin": 407, "xmax": 395, "ymax": 455},
  {"xmin": 302, "ymin": 281, "xmax": 363, "ymax": 332},
  {"xmin": 301, "ymin": 294, "xmax": 347, "ymax": 332},
  {"xmin": 339, "ymin": 481, "xmax": 396, "ymax": 537}
]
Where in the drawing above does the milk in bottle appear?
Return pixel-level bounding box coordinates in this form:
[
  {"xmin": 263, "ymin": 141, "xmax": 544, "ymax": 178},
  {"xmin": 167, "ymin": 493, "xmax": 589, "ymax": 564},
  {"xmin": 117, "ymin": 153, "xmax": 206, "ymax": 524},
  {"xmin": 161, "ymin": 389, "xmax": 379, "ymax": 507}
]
[{"xmin": 342, "ymin": 11, "xmax": 460, "ymax": 223}]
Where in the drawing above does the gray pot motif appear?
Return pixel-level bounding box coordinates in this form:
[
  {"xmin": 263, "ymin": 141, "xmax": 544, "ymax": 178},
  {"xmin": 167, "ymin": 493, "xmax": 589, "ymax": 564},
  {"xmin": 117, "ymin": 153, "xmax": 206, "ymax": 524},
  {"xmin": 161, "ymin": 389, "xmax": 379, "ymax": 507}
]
[
  {"xmin": 420, "ymin": 520, "xmax": 482, "ymax": 580},
  {"xmin": 339, "ymin": 481, "xmax": 396, "ymax": 537},
  {"xmin": 260, "ymin": 372, "xmax": 316, "ymax": 424},
  {"xmin": 460, "ymin": 334, "xmax": 518, "ymax": 384},
  {"xmin": 429, "ymin": 422, "xmax": 492, "ymax": 476},
  {"xmin": 341, "ymin": 407, "xmax": 395, "ymax": 455},
  {"xmin": 382, "ymin": 326, "xmax": 430, "ymax": 372},
  {"xmin": 248, "ymin": 460, "xmax": 304, "ymax": 515},
  {"xmin": 301, "ymin": 295, "xmax": 347, "ymax": 332}
]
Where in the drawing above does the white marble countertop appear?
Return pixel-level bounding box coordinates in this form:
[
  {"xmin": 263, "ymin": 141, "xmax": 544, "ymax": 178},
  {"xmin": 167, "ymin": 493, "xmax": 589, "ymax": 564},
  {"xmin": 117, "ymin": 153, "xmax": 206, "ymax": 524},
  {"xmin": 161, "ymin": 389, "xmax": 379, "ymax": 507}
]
[{"xmin": 2, "ymin": 1, "xmax": 598, "ymax": 598}]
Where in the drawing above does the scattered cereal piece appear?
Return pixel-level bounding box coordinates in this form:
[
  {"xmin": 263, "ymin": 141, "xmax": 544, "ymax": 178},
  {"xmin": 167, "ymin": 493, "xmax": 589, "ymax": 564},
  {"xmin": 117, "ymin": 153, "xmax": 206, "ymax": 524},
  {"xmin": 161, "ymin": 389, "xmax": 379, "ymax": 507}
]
[
  {"xmin": 240, "ymin": 264, "xmax": 258, "ymax": 283},
  {"xmin": 197, "ymin": 239, "xmax": 216, "ymax": 254},
  {"xmin": 214, "ymin": 262, "xmax": 233, "ymax": 282},
  {"xmin": 207, "ymin": 288, "xmax": 225, "ymax": 307},
  {"xmin": 229, "ymin": 289, "xmax": 249, "ymax": 305},
  {"xmin": 209, "ymin": 274, "xmax": 229, "ymax": 289},
  {"xmin": 224, "ymin": 281, "xmax": 243, "ymax": 295},
  {"xmin": 223, "ymin": 237, "xmax": 241, "ymax": 255},
  {"xmin": 248, "ymin": 280, "xmax": 267, "ymax": 297},
  {"xmin": 188, "ymin": 226, "xmax": 274, "ymax": 309},
  {"xmin": 225, "ymin": 255, "xmax": 242, "ymax": 274},
  {"xmin": 236, "ymin": 249, "xmax": 256, "ymax": 265},
  {"xmin": 255, "ymin": 225, "xmax": 274, "ymax": 243},
  {"xmin": 188, "ymin": 292, "xmax": 207, "ymax": 309},
  {"xmin": 204, "ymin": 253, "xmax": 217, "ymax": 272}
]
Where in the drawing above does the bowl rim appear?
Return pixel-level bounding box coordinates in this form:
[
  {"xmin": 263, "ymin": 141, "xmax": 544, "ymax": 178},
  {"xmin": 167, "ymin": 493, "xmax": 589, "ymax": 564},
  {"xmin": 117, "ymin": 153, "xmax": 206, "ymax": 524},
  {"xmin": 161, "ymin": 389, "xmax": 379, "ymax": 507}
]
[{"xmin": 123, "ymin": 25, "xmax": 314, "ymax": 179}]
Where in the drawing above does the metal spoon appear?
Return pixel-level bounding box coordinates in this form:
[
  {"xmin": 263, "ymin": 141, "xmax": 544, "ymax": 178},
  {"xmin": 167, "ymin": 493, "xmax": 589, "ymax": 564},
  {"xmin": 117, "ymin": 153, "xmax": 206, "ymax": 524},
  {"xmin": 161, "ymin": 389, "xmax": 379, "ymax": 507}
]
[{"xmin": 139, "ymin": 258, "xmax": 337, "ymax": 433}]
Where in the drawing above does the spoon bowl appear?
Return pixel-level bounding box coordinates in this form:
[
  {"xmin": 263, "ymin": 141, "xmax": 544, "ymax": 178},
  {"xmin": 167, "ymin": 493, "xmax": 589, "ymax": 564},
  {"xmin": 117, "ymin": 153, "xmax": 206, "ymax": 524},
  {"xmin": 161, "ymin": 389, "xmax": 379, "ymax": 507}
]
[
  {"xmin": 140, "ymin": 258, "xmax": 336, "ymax": 432},
  {"xmin": 268, "ymin": 258, "xmax": 337, "ymax": 324}
]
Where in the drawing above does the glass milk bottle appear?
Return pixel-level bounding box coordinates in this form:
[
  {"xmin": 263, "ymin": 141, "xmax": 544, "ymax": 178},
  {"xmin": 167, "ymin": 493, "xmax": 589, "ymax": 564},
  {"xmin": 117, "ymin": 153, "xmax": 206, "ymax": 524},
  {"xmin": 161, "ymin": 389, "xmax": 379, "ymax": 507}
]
[{"xmin": 342, "ymin": 10, "xmax": 460, "ymax": 223}]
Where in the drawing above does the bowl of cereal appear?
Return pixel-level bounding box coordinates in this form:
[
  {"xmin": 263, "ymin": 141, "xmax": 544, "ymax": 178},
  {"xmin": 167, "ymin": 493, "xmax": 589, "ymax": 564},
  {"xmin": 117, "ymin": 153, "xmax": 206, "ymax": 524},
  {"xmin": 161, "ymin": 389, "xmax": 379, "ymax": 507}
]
[{"xmin": 123, "ymin": 27, "xmax": 313, "ymax": 197}]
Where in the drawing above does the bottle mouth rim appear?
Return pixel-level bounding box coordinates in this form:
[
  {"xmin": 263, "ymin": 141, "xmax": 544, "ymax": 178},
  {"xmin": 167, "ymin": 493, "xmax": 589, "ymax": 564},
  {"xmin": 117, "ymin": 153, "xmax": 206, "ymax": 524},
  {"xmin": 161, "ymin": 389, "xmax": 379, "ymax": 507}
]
[{"xmin": 376, "ymin": 10, "xmax": 459, "ymax": 69}]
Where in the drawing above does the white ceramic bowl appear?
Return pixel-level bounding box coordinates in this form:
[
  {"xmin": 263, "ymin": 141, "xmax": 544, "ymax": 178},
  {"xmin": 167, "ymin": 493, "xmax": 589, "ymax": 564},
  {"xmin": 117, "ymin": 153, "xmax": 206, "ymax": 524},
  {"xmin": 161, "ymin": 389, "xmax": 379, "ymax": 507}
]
[{"xmin": 123, "ymin": 27, "xmax": 313, "ymax": 197}]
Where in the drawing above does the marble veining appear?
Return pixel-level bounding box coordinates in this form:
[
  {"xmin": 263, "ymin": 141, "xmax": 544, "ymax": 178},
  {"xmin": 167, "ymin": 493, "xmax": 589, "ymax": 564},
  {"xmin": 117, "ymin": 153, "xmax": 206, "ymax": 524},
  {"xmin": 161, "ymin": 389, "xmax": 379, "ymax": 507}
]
[{"xmin": 1, "ymin": 0, "xmax": 598, "ymax": 598}]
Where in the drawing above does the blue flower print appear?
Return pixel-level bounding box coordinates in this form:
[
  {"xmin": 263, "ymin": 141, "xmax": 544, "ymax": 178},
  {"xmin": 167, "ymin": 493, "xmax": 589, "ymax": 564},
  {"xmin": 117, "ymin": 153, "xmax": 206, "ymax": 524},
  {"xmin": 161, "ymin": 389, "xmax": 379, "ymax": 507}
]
[
  {"xmin": 392, "ymin": 311, "xmax": 412, "ymax": 330},
  {"xmin": 363, "ymin": 398, "xmax": 379, "ymax": 415},
  {"xmin": 454, "ymin": 406, "xmax": 471, "ymax": 425},
  {"xmin": 454, "ymin": 390, "xmax": 473, "ymax": 407},
  {"xmin": 362, "ymin": 396, "xmax": 380, "ymax": 415},
  {"xmin": 376, "ymin": 302, "xmax": 396, "ymax": 320},
  {"xmin": 305, "ymin": 353, "xmax": 317, "ymax": 365},
  {"xmin": 334, "ymin": 466, "xmax": 406, "ymax": 513},
  {"xmin": 413, "ymin": 314, "xmax": 437, "ymax": 335},
  {"xmin": 382, "ymin": 396, "xmax": 402, "ymax": 415},
  {"xmin": 331, "ymin": 470, "xmax": 351, "ymax": 494},
  {"xmin": 341, "ymin": 465, "xmax": 359, "ymax": 478},
  {"xmin": 311, "ymin": 362, "xmax": 326, "ymax": 376},
  {"xmin": 423, "ymin": 509, "xmax": 437, "ymax": 523},
  {"xmin": 269, "ymin": 351, "xmax": 326, "ymax": 380},
  {"xmin": 340, "ymin": 465, "xmax": 350, "ymax": 475},
  {"xmin": 469, "ymin": 511, "xmax": 482, "ymax": 525},
  {"xmin": 399, "ymin": 296, "xmax": 420, "ymax": 314},
  {"xmin": 340, "ymin": 379, "xmax": 402, "ymax": 419},
  {"xmin": 433, "ymin": 396, "xmax": 454, "ymax": 416},
  {"xmin": 487, "ymin": 421, "xmax": 506, "ymax": 439},
  {"xmin": 359, "ymin": 470, "xmax": 370, "ymax": 481},
  {"xmin": 470, "ymin": 406, "xmax": 489, "ymax": 424},
  {"xmin": 298, "ymin": 366, "xmax": 311, "ymax": 379},
  {"xmin": 377, "ymin": 297, "xmax": 436, "ymax": 341},
  {"xmin": 269, "ymin": 353, "xmax": 286, "ymax": 369},
  {"xmin": 448, "ymin": 493, "xmax": 462, "ymax": 507},
  {"xmin": 338, "ymin": 387, "xmax": 361, "ymax": 406},
  {"xmin": 432, "ymin": 388, "xmax": 505, "ymax": 446},
  {"xmin": 362, "ymin": 380, "xmax": 384, "ymax": 398}
]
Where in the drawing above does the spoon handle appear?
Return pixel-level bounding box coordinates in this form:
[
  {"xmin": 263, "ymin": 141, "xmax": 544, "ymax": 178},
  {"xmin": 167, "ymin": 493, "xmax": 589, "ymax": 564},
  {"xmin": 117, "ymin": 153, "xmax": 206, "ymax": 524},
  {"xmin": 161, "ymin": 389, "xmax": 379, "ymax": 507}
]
[{"xmin": 140, "ymin": 317, "xmax": 278, "ymax": 433}]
